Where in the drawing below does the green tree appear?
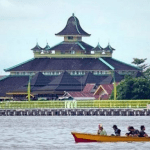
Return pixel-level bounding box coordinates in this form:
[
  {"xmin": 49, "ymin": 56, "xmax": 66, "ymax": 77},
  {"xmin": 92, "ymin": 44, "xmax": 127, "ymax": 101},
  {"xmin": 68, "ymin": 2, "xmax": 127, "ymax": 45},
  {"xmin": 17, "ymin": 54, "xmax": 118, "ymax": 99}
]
[
  {"xmin": 144, "ymin": 67, "xmax": 150, "ymax": 79},
  {"xmin": 109, "ymin": 76, "xmax": 150, "ymax": 100},
  {"xmin": 132, "ymin": 58, "xmax": 149, "ymax": 70}
]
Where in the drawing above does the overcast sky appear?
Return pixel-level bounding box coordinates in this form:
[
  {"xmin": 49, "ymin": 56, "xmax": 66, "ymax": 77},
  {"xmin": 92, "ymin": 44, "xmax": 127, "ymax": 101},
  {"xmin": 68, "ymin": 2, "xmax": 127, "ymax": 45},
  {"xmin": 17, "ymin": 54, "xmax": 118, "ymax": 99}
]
[{"xmin": 0, "ymin": 0, "xmax": 150, "ymax": 75}]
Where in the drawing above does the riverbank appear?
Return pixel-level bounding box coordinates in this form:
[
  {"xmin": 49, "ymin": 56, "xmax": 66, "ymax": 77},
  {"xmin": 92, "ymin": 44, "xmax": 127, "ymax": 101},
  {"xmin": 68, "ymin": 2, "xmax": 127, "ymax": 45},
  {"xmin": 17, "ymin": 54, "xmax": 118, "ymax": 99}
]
[{"xmin": 0, "ymin": 108, "xmax": 150, "ymax": 116}]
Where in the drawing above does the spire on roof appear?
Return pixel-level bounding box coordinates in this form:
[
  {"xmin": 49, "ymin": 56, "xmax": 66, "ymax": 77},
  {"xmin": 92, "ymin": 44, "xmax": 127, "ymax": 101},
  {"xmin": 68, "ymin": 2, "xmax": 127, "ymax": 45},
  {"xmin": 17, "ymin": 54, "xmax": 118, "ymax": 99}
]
[
  {"xmin": 43, "ymin": 43, "xmax": 51, "ymax": 51},
  {"xmin": 92, "ymin": 42, "xmax": 103, "ymax": 51},
  {"xmin": 31, "ymin": 43, "xmax": 43, "ymax": 51},
  {"xmin": 103, "ymin": 43, "xmax": 115, "ymax": 51},
  {"xmin": 55, "ymin": 14, "xmax": 91, "ymax": 36}
]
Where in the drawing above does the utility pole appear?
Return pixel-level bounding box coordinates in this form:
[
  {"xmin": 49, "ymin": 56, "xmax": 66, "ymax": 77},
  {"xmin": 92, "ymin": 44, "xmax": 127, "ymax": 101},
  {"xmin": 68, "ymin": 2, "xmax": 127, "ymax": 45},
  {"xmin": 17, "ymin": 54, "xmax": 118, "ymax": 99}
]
[
  {"xmin": 113, "ymin": 71, "xmax": 117, "ymax": 100},
  {"xmin": 27, "ymin": 75, "xmax": 31, "ymax": 102}
]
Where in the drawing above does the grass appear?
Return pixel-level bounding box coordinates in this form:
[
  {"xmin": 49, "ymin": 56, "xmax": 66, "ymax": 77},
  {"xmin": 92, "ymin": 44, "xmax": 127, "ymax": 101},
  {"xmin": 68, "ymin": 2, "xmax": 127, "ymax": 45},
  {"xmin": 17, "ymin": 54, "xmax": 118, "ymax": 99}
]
[{"xmin": 0, "ymin": 100, "xmax": 150, "ymax": 109}]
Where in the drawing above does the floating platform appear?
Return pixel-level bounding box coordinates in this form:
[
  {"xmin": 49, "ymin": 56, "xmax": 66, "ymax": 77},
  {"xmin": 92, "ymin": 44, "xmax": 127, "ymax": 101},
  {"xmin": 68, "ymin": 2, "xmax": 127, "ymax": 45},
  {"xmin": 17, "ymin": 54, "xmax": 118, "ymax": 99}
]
[{"xmin": 0, "ymin": 108, "xmax": 149, "ymax": 116}]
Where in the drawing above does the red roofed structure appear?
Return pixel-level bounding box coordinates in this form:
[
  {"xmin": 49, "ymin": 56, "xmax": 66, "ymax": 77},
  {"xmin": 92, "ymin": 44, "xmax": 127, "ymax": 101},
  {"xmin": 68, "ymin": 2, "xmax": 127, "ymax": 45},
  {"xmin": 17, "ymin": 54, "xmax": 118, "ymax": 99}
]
[
  {"xmin": 94, "ymin": 84, "xmax": 118, "ymax": 100},
  {"xmin": 61, "ymin": 84, "xmax": 96, "ymax": 100}
]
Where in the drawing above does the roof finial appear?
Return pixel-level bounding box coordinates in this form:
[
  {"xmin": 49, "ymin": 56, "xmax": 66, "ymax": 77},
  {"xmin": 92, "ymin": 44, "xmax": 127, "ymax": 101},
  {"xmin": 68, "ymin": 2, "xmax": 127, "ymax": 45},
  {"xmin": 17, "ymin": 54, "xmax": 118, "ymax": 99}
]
[
  {"xmin": 72, "ymin": 13, "xmax": 74, "ymax": 16},
  {"xmin": 36, "ymin": 38, "xmax": 38, "ymax": 45},
  {"xmin": 98, "ymin": 38, "xmax": 100, "ymax": 45},
  {"xmin": 46, "ymin": 39, "xmax": 48, "ymax": 44},
  {"xmin": 108, "ymin": 39, "xmax": 110, "ymax": 45}
]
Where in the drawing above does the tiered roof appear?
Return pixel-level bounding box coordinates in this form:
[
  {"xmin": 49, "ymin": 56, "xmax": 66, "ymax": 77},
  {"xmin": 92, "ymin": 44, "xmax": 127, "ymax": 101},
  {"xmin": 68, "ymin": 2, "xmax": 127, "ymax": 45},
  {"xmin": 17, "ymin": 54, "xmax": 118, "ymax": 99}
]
[
  {"xmin": 8, "ymin": 72, "xmax": 50, "ymax": 93},
  {"xmin": 43, "ymin": 43, "xmax": 51, "ymax": 51},
  {"xmin": 38, "ymin": 71, "xmax": 82, "ymax": 92},
  {"xmin": 50, "ymin": 41, "xmax": 93, "ymax": 53},
  {"xmin": 31, "ymin": 43, "xmax": 43, "ymax": 51},
  {"xmin": 79, "ymin": 72, "xmax": 102, "ymax": 85},
  {"xmin": 0, "ymin": 76, "xmax": 29, "ymax": 96},
  {"xmin": 55, "ymin": 13, "xmax": 90, "ymax": 36},
  {"xmin": 92, "ymin": 42, "xmax": 103, "ymax": 51},
  {"xmin": 103, "ymin": 43, "xmax": 115, "ymax": 51},
  {"xmin": 5, "ymin": 58, "xmax": 111, "ymax": 71}
]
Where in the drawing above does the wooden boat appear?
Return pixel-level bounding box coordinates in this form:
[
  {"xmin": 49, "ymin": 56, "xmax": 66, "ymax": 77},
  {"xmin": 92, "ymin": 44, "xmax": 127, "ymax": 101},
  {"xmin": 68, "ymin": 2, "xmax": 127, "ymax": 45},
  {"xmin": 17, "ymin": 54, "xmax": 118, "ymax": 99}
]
[{"xmin": 71, "ymin": 132, "xmax": 150, "ymax": 143}]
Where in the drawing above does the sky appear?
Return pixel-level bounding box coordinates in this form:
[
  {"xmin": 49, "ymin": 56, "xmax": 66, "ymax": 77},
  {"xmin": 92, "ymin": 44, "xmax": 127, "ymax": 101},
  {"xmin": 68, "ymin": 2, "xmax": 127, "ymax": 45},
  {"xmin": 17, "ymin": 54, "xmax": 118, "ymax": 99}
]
[{"xmin": 0, "ymin": 0, "xmax": 150, "ymax": 75}]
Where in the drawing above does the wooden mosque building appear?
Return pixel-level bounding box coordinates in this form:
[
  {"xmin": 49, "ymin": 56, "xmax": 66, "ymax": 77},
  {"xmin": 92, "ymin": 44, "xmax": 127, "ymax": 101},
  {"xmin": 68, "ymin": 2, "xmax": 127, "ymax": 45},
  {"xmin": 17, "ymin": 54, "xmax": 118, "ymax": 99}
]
[{"xmin": 0, "ymin": 13, "xmax": 141, "ymax": 100}]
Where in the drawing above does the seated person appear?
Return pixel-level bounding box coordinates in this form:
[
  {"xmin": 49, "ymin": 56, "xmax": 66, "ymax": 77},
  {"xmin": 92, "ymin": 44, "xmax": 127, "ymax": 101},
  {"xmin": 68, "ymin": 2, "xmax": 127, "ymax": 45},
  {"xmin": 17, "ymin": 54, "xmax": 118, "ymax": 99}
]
[
  {"xmin": 139, "ymin": 125, "xmax": 148, "ymax": 137},
  {"xmin": 129, "ymin": 126, "xmax": 139, "ymax": 137},
  {"xmin": 125, "ymin": 126, "xmax": 132, "ymax": 136},
  {"xmin": 112, "ymin": 125, "xmax": 121, "ymax": 136},
  {"xmin": 97, "ymin": 124, "xmax": 107, "ymax": 136}
]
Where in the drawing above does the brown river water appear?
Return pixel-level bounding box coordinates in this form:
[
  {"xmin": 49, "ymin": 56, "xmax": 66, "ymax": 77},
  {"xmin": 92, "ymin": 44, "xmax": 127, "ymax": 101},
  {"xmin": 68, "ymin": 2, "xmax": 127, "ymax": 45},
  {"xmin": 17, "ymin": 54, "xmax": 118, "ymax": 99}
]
[{"xmin": 0, "ymin": 116, "xmax": 150, "ymax": 150}]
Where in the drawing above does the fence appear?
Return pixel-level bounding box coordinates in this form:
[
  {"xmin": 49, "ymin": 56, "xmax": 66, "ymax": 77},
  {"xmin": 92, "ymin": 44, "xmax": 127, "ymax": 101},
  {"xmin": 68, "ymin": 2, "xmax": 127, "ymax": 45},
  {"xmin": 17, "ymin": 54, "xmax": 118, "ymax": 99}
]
[{"xmin": 0, "ymin": 100, "xmax": 150, "ymax": 109}]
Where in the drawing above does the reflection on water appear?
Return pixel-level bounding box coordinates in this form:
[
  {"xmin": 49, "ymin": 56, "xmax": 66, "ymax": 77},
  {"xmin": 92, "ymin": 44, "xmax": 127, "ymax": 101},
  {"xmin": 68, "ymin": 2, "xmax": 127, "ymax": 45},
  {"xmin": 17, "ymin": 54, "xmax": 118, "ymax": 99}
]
[{"xmin": 0, "ymin": 116, "xmax": 150, "ymax": 150}]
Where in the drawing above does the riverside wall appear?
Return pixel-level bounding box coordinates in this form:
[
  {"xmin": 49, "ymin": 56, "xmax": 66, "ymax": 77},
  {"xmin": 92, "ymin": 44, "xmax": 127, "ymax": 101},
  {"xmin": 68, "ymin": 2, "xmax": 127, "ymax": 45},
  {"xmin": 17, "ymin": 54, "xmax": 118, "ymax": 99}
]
[{"xmin": 0, "ymin": 108, "xmax": 150, "ymax": 116}]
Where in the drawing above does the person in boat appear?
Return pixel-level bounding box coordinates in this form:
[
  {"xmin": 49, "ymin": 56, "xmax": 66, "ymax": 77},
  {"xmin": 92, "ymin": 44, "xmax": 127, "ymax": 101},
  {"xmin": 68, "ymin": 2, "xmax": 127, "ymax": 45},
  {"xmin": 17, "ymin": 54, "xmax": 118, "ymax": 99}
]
[
  {"xmin": 139, "ymin": 125, "xmax": 148, "ymax": 137},
  {"xmin": 125, "ymin": 126, "xmax": 132, "ymax": 136},
  {"xmin": 129, "ymin": 126, "xmax": 140, "ymax": 137},
  {"xmin": 97, "ymin": 124, "xmax": 107, "ymax": 136},
  {"xmin": 112, "ymin": 125, "xmax": 121, "ymax": 136}
]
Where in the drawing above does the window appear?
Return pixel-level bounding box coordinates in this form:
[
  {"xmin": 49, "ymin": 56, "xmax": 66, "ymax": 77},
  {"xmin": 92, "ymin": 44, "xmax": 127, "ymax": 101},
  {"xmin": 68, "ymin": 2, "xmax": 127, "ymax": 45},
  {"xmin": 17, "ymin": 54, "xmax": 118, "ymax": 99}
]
[
  {"xmin": 82, "ymin": 71, "xmax": 85, "ymax": 75},
  {"xmin": 41, "ymin": 50, "xmax": 44, "ymax": 54},
  {"xmin": 91, "ymin": 51, "xmax": 95, "ymax": 54},
  {"xmin": 68, "ymin": 36, "xmax": 73, "ymax": 40},
  {"xmin": 102, "ymin": 51, "xmax": 105, "ymax": 54},
  {"xmin": 93, "ymin": 71, "xmax": 97, "ymax": 75},
  {"xmin": 102, "ymin": 71, "xmax": 105, "ymax": 74},
  {"xmin": 71, "ymin": 50, "xmax": 75, "ymax": 54},
  {"xmin": 51, "ymin": 50, "xmax": 55, "ymax": 54}
]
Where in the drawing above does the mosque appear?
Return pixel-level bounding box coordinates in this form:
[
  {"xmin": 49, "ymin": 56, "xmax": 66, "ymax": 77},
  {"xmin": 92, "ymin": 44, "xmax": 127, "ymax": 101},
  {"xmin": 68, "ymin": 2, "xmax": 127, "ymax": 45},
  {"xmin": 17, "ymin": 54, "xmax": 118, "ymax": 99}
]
[{"xmin": 0, "ymin": 14, "xmax": 141, "ymax": 100}]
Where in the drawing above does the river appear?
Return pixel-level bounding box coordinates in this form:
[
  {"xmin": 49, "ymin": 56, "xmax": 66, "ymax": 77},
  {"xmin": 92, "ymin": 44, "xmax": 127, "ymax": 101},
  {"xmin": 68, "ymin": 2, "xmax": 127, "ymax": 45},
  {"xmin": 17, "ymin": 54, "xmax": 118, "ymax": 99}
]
[{"xmin": 0, "ymin": 116, "xmax": 149, "ymax": 150}]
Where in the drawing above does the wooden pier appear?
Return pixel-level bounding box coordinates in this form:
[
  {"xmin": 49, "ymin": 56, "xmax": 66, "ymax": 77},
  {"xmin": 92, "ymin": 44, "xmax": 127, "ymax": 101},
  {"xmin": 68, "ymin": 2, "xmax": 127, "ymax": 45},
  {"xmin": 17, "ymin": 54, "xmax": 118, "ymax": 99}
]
[{"xmin": 0, "ymin": 109, "xmax": 149, "ymax": 116}]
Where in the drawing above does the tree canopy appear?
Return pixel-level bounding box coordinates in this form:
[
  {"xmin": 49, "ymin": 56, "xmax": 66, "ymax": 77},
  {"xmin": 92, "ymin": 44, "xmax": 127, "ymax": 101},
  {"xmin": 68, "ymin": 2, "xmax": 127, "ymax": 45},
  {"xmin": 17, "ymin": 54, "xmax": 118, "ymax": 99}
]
[
  {"xmin": 132, "ymin": 58, "xmax": 149, "ymax": 71},
  {"xmin": 132, "ymin": 58, "xmax": 150, "ymax": 78},
  {"xmin": 109, "ymin": 76, "xmax": 150, "ymax": 100}
]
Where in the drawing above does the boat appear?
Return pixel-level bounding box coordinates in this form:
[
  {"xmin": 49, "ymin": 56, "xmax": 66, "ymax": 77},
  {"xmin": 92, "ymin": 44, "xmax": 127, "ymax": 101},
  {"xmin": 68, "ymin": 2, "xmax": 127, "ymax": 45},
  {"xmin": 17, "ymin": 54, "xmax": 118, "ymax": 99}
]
[{"xmin": 71, "ymin": 132, "xmax": 150, "ymax": 143}]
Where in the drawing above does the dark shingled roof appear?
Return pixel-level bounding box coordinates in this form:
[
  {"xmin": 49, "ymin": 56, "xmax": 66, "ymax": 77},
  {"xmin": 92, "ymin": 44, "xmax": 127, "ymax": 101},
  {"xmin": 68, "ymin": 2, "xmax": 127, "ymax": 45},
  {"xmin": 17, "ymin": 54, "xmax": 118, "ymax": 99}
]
[
  {"xmin": 5, "ymin": 58, "xmax": 110, "ymax": 71},
  {"xmin": 43, "ymin": 43, "xmax": 51, "ymax": 51},
  {"xmin": 38, "ymin": 71, "xmax": 82, "ymax": 91},
  {"xmin": 103, "ymin": 43, "xmax": 115, "ymax": 51},
  {"xmin": 102, "ymin": 57, "xmax": 140, "ymax": 70},
  {"xmin": 50, "ymin": 41, "xmax": 93, "ymax": 52},
  {"xmin": 92, "ymin": 43, "xmax": 103, "ymax": 51},
  {"xmin": 26, "ymin": 72, "xmax": 50, "ymax": 86},
  {"xmin": 100, "ymin": 71, "xmax": 124, "ymax": 85},
  {"xmin": 79, "ymin": 72, "xmax": 106, "ymax": 85},
  {"xmin": 6, "ymin": 74, "xmax": 57, "ymax": 94},
  {"xmin": 55, "ymin": 14, "xmax": 90, "ymax": 36},
  {"xmin": 0, "ymin": 76, "xmax": 29, "ymax": 96},
  {"xmin": 48, "ymin": 71, "xmax": 81, "ymax": 85},
  {"xmin": 31, "ymin": 43, "xmax": 43, "ymax": 51}
]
